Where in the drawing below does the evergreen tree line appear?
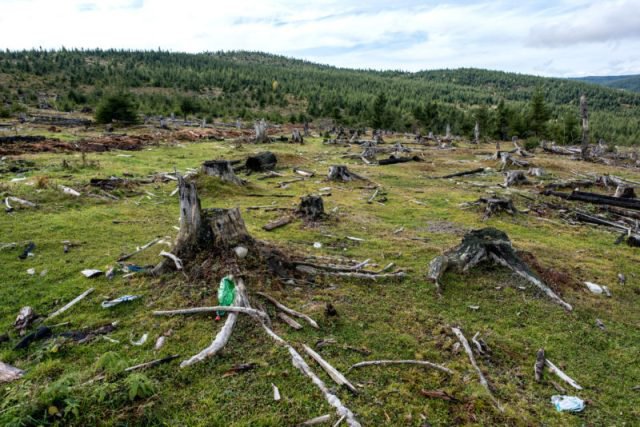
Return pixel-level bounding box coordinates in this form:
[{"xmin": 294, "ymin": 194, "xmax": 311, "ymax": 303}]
[{"xmin": 1, "ymin": 49, "xmax": 639, "ymax": 144}]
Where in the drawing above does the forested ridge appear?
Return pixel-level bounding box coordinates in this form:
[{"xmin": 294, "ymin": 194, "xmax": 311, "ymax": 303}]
[
  {"xmin": 1, "ymin": 49, "xmax": 639, "ymax": 144},
  {"xmin": 573, "ymin": 75, "xmax": 640, "ymax": 93}
]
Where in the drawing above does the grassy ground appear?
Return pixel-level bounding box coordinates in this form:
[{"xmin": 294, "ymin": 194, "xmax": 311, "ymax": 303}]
[{"xmin": 1, "ymin": 127, "xmax": 639, "ymax": 426}]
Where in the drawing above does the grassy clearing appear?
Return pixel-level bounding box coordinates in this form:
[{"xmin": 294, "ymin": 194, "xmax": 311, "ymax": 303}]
[{"xmin": 1, "ymin": 131, "xmax": 639, "ymax": 426}]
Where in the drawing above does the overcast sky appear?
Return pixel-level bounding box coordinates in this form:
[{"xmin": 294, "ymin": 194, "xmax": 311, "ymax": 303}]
[{"xmin": 1, "ymin": 0, "xmax": 639, "ymax": 77}]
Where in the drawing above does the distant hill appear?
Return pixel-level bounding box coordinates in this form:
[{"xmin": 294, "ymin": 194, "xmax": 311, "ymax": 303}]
[
  {"xmin": 1, "ymin": 50, "xmax": 639, "ymax": 144},
  {"xmin": 573, "ymin": 75, "xmax": 640, "ymax": 93}
]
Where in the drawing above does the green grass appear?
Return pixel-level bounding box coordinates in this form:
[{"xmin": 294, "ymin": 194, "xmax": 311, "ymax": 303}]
[{"xmin": 1, "ymin": 131, "xmax": 639, "ymax": 426}]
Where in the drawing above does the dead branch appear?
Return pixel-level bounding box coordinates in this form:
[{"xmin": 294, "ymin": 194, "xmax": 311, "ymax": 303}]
[
  {"xmin": 124, "ymin": 355, "xmax": 180, "ymax": 372},
  {"xmin": 256, "ymin": 292, "xmax": 319, "ymax": 329},
  {"xmin": 545, "ymin": 359, "xmax": 583, "ymax": 390},
  {"xmin": 118, "ymin": 237, "xmax": 162, "ymax": 261},
  {"xmin": 277, "ymin": 312, "xmax": 303, "ymax": 330},
  {"xmin": 47, "ymin": 288, "xmax": 94, "ymax": 320},
  {"xmin": 153, "ymin": 306, "xmax": 269, "ymax": 324},
  {"xmin": 303, "ymin": 344, "xmax": 358, "ymax": 394},
  {"xmin": 263, "ymin": 216, "xmax": 293, "ymax": 231},
  {"xmin": 348, "ymin": 360, "xmax": 453, "ymax": 375}
]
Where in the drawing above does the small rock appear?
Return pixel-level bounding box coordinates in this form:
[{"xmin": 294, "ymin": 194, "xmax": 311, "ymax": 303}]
[
  {"xmin": 234, "ymin": 246, "xmax": 248, "ymax": 259},
  {"xmin": 595, "ymin": 319, "xmax": 605, "ymax": 330},
  {"xmin": 26, "ymin": 268, "xmax": 35, "ymax": 275},
  {"xmin": 618, "ymin": 273, "xmax": 626, "ymax": 285}
]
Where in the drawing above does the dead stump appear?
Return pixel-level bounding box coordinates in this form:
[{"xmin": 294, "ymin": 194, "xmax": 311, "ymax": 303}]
[
  {"xmin": 246, "ymin": 151, "xmax": 277, "ymax": 172},
  {"xmin": 427, "ymin": 228, "xmax": 572, "ymax": 311},
  {"xmin": 614, "ymin": 185, "xmax": 636, "ymax": 199},
  {"xmin": 202, "ymin": 160, "xmax": 244, "ymax": 185},
  {"xmin": 504, "ymin": 170, "xmax": 530, "ymax": 187},
  {"xmin": 327, "ymin": 165, "xmax": 364, "ymax": 182},
  {"xmin": 297, "ymin": 195, "xmax": 325, "ymax": 221}
]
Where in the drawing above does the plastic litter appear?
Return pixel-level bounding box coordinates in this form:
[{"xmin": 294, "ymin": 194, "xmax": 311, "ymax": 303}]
[
  {"xmin": 584, "ymin": 281, "xmax": 603, "ymax": 294},
  {"xmin": 130, "ymin": 333, "xmax": 148, "ymax": 346},
  {"xmin": 81, "ymin": 269, "xmax": 103, "ymax": 278},
  {"xmin": 313, "ymin": 242, "xmax": 322, "ymax": 249},
  {"xmin": 551, "ymin": 395, "xmax": 585, "ymax": 412},
  {"xmin": 216, "ymin": 276, "xmax": 236, "ymax": 320},
  {"xmin": 26, "ymin": 268, "xmax": 35, "ymax": 275},
  {"xmin": 101, "ymin": 295, "xmax": 140, "ymax": 308}
]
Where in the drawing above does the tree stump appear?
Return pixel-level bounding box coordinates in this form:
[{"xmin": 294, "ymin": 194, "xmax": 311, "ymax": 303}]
[
  {"xmin": 327, "ymin": 165, "xmax": 364, "ymax": 182},
  {"xmin": 504, "ymin": 170, "xmax": 530, "ymax": 187},
  {"xmin": 472, "ymin": 197, "xmax": 517, "ymax": 220},
  {"xmin": 297, "ymin": 195, "xmax": 325, "ymax": 220},
  {"xmin": 246, "ymin": 151, "xmax": 277, "ymax": 172},
  {"xmin": 614, "ymin": 185, "xmax": 636, "ymax": 199},
  {"xmin": 361, "ymin": 141, "xmax": 377, "ymax": 161},
  {"xmin": 292, "ymin": 129, "xmax": 304, "ymax": 144},
  {"xmin": 428, "ymin": 228, "xmax": 572, "ymax": 311},
  {"xmin": 254, "ymin": 119, "xmax": 270, "ymax": 143},
  {"xmin": 202, "ymin": 160, "xmax": 244, "ymax": 185}
]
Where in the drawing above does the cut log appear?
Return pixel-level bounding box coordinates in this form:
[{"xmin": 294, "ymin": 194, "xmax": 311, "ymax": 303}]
[
  {"xmin": 544, "ymin": 190, "xmax": 640, "ymax": 211},
  {"xmin": 378, "ymin": 155, "xmax": 421, "ymax": 165},
  {"xmin": 438, "ymin": 168, "xmax": 485, "ymax": 179},
  {"xmin": 263, "ymin": 216, "xmax": 293, "ymax": 231},
  {"xmin": 297, "ymin": 195, "xmax": 325, "ymax": 220},
  {"xmin": 327, "ymin": 165, "xmax": 365, "ymax": 182},
  {"xmin": 452, "ymin": 327, "xmax": 503, "ymax": 412},
  {"xmin": 202, "ymin": 160, "xmax": 244, "ymax": 185},
  {"xmin": 246, "ymin": 151, "xmax": 277, "ymax": 172},
  {"xmin": 348, "ymin": 360, "xmax": 453, "ymax": 375},
  {"xmin": 428, "ymin": 228, "xmax": 572, "ymax": 310},
  {"xmin": 302, "ymin": 344, "xmax": 358, "ymax": 394}
]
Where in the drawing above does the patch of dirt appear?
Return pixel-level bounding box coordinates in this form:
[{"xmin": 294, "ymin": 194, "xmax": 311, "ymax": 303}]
[
  {"xmin": 518, "ymin": 251, "xmax": 581, "ymax": 291},
  {"xmin": 0, "ymin": 134, "xmax": 154, "ymax": 155},
  {"xmin": 422, "ymin": 220, "xmax": 468, "ymax": 234}
]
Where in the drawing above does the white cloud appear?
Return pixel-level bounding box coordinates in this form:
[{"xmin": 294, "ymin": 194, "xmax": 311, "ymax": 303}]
[{"xmin": 0, "ymin": 0, "xmax": 638, "ymax": 76}]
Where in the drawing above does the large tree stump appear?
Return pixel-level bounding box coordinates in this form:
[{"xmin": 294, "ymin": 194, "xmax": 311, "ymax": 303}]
[
  {"xmin": 327, "ymin": 165, "xmax": 364, "ymax": 182},
  {"xmin": 254, "ymin": 119, "xmax": 270, "ymax": 143},
  {"xmin": 504, "ymin": 170, "xmax": 530, "ymax": 187},
  {"xmin": 297, "ymin": 195, "xmax": 325, "ymax": 220},
  {"xmin": 361, "ymin": 141, "xmax": 377, "ymax": 161},
  {"xmin": 428, "ymin": 228, "xmax": 572, "ymax": 311},
  {"xmin": 292, "ymin": 129, "xmax": 304, "ymax": 144},
  {"xmin": 202, "ymin": 160, "xmax": 244, "ymax": 185},
  {"xmin": 246, "ymin": 152, "xmax": 277, "ymax": 172}
]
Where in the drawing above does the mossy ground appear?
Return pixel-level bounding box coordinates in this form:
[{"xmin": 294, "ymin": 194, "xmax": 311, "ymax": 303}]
[{"xmin": 1, "ymin": 125, "xmax": 639, "ymax": 426}]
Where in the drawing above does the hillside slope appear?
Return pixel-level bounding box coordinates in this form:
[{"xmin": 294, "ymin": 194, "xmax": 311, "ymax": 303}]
[{"xmin": 573, "ymin": 75, "xmax": 640, "ymax": 93}]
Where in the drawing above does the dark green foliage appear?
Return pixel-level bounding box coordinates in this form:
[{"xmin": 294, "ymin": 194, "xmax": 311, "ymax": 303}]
[
  {"xmin": 574, "ymin": 74, "xmax": 640, "ymax": 92},
  {"xmin": 1, "ymin": 49, "xmax": 640, "ymax": 143},
  {"xmin": 95, "ymin": 92, "xmax": 139, "ymax": 124}
]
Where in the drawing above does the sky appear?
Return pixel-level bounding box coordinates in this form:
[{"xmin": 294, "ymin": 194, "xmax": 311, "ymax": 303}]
[{"xmin": 0, "ymin": 0, "xmax": 639, "ymax": 77}]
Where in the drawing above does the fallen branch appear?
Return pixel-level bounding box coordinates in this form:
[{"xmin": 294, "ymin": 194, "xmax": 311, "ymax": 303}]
[
  {"xmin": 277, "ymin": 312, "xmax": 303, "ymax": 330},
  {"xmin": 348, "ymin": 360, "xmax": 453, "ymax": 375},
  {"xmin": 303, "ymin": 344, "xmax": 358, "ymax": 394},
  {"xmin": 47, "ymin": 288, "xmax": 94, "ymax": 320},
  {"xmin": 153, "ymin": 306, "xmax": 269, "ymax": 324},
  {"xmin": 545, "ymin": 359, "xmax": 583, "ymax": 390},
  {"xmin": 118, "ymin": 237, "xmax": 162, "ymax": 262},
  {"xmin": 263, "ymin": 216, "xmax": 293, "ymax": 231},
  {"xmin": 296, "ymin": 265, "xmax": 406, "ymax": 280},
  {"xmin": 452, "ymin": 327, "xmax": 503, "ymax": 412},
  {"xmin": 59, "ymin": 185, "xmax": 81, "ymax": 197},
  {"xmin": 438, "ymin": 168, "xmax": 486, "ymax": 179},
  {"xmin": 159, "ymin": 250, "xmax": 183, "ymax": 270},
  {"xmin": 256, "ymin": 292, "xmax": 319, "ymax": 329}
]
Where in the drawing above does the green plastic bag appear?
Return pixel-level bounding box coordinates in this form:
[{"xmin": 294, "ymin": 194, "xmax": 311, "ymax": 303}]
[{"xmin": 216, "ymin": 276, "xmax": 236, "ymax": 317}]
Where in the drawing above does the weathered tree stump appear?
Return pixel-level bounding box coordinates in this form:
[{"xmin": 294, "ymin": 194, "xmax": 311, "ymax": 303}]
[
  {"xmin": 361, "ymin": 141, "xmax": 377, "ymax": 161},
  {"xmin": 297, "ymin": 195, "xmax": 325, "ymax": 220},
  {"xmin": 254, "ymin": 119, "xmax": 270, "ymax": 143},
  {"xmin": 504, "ymin": 170, "xmax": 530, "ymax": 187},
  {"xmin": 428, "ymin": 228, "xmax": 572, "ymax": 310},
  {"xmin": 580, "ymin": 95, "xmax": 590, "ymax": 160},
  {"xmin": 471, "ymin": 197, "xmax": 517, "ymax": 220},
  {"xmin": 292, "ymin": 129, "xmax": 304, "ymax": 144},
  {"xmin": 246, "ymin": 151, "xmax": 277, "ymax": 172},
  {"xmin": 202, "ymin": 160, "xmax": 244, "ymax": 185},
  {"xmin": 614, "ymin": 185, "xmax": 636, "ymax": 199},
  {"xmin": 327, "ymin": 165, "xmax": 364, "ymax": 182},
  {"xmin": 500, "ymin": 152, "xmax": 530, "ymax": 171}
]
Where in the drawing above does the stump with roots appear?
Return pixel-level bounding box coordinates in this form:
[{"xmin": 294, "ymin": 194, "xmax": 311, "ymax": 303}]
[
  {"xmin": 328, "ymin": 165, "xmax": 365, "ymax": 182},
  {"xmin": 499, "ymin": 152, "xmax": 530, "ymax": 171},
  {"xmin": 292, "ymin": 129, "xmax": 304, "ymax": 144},
  {"xmin": 361, "ymin": 141, "xmax": 377, "ymax": 161},
  {"xmin": 504, "ymin": 170, "xmax": 530, "ymax": 187},
  {"xmin": 427, "ymin": 228, "xmax": 572, "ymax": 311},
  {"xmin": 297, "ymin": 195, "xmax": 325, "ymax": 221},
  {"xmin": 246, "ymin": 151, "xmax": 277, "ymax": 172},
  {"xmin": 614, "ymin": 185, "xmax": 636, "ymax": 199},
  {"xmin": 469, "ymin": 197, "xmax": 517, "ymax": 220},
  {"xmin": 202, "ymin": 160, "xmax": 244, "ymax": 185}
]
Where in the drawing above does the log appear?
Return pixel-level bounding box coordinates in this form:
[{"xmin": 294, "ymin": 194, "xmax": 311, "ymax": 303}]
[
  {"xmin": 47, "ymin": 288, "xmax": 94, "ymax": 320},
  {"xmin": 378, "ymin": 155, "xmax": 421, "ymax": 165},
  {"xmin": 438, "ymin": 168, "xmax": 486, "ymax": 179},
  {"xmin": 452, "ymin": 327, "xmax": 503, "ymax": 412},
  {"xmin": 0, "ymin": 361, "xmax": 24, "ymax": 383},
  {"xmin": 263, "ymin": 216, "xmax": 293, "ymax": 231},
  {"xmin": 202, "ymin": 160, "xmax": 244, "ymax": 185},
  {"xmin": 60, "ymin": 185, "xmax": 81, "ymax": 196},
  {"xmin": 303, "ymin": 344, "xmax": 358, "ymax": 394},
  {"xmin": 255, "ymin": 292, "xmax": 319, "ymax": 329},
  {"xmin": 246, "ymin": 151, "xmax": 277, "ymax": 172},
  {"xmin": 348, "ymin": 360, "xmax": 453, "ymax": 375},
  {"xmin": 545, "ymin": 359, "xmax": 582, "ymax": 390},
  {"xmin": 544, "ymin": 190, "xmax": 640, "ymax": 211}
]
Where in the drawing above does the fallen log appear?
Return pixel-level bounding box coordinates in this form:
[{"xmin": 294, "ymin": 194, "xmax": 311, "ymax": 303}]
[
  {"xmin": 348, "ymin": 359, "xmax": 453, "ymax": 375},
  {"xmin": 246, "ymin": 151, "xmax": 277, "ymax": 172},
  {"xmin": 438, "ymin": 167, "xmax": 486, "ymax": 179},
  {"xmin": 544, "ymin": 190, "xmax": 640, "ymax": 211},
  {"xmin": 378, "ymin": 155, "xmax": 421, "ymax": 166},
  {"xmin": 263, "ymin": 216, "xmax": 293, "ymax": 231}
]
